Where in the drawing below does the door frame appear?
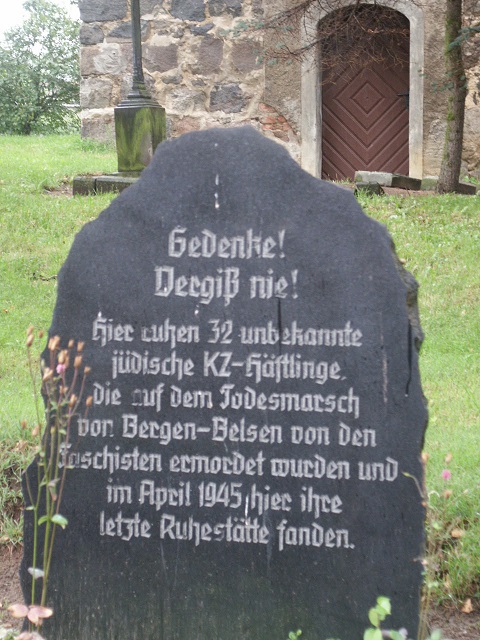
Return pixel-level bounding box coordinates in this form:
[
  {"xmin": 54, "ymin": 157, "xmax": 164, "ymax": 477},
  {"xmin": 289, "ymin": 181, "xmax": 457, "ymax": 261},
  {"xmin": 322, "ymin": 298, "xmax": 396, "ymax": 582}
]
[{"xmin": 300, "ymin": 0, "xmax": 424, "ymax": 179}]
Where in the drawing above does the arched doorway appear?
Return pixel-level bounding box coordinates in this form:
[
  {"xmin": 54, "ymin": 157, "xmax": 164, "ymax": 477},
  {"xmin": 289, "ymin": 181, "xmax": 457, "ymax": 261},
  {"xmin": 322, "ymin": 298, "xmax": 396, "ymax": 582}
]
[
  {"xmin": 300, "ymin": 0, "xmax": 424, "ymax": 180},
  {"xmin": 320, "ymin": 7, "xmax": 410, "ymax": 180}
]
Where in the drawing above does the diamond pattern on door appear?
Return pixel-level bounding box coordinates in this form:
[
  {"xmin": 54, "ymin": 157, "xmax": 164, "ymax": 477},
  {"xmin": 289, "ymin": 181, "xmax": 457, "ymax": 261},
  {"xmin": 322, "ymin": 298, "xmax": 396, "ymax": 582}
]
[{"xmin": 322, "ymin": 58, "xmax": 409, "ymax": 181}]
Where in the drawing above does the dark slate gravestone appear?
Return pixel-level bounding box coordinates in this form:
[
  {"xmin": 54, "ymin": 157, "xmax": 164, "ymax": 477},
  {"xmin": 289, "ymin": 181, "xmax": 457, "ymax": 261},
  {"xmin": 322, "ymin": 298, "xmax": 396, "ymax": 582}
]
[{"xmin": 21, "ymin": 127, "xmax": 427, "ymax": 640}]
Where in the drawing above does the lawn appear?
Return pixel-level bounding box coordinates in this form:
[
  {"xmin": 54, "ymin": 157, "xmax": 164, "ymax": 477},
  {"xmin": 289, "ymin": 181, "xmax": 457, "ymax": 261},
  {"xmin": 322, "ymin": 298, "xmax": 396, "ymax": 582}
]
[{"xmin": 0, "ymin": 134, "xmax": 478, "ymax": 608}]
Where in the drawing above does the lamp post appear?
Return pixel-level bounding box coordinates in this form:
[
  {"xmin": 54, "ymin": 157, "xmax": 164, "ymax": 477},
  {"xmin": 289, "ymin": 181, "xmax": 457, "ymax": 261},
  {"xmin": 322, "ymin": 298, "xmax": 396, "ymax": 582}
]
[{"xmin": 114, "ymin": 0, "xmax": 166, "ymax": 173}]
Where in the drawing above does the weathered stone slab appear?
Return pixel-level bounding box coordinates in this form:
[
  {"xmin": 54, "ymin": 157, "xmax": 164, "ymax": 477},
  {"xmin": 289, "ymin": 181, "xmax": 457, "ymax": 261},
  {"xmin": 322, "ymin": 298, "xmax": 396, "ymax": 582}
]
[
  {"xmin": 456, "ymin": 182, "xmax": 478, "ymax": 195},
  {"xmin": 420, "ymin": 177, "xmax": 478, "ymax": 194},
  {"xmin": 95, "ymin": 175, "xmax": 139, "ymax": 193},
  {"xmin": 391, "ymin": 175, "xmax": 422, "ymax": 190},
  {"xmin": 72, "ymin": 175, "xmax": 97, "ymax": 196},
  {"xmin": 73, "ymin": 175, "xmax": 139, "ymax": 195},
  {"xmin": 354, "ymin": 171, "xmax": 394, "ymax": 186},
  {"xmin": 22, "ymin": 128, "xmax": 427, "ymax": 640},
  {"xmin": 355, "ymin": 172, "xmax": 422, "ymax": 191}
]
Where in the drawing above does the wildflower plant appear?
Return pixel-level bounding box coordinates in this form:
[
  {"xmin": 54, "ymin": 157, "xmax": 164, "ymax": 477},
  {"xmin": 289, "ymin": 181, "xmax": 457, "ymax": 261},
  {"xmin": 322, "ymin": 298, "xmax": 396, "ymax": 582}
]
[
  {"xmin": 8, "ymin": 327, "xmax": 92, "ymax": 640},
  {"xmin": 403, "ymin": 452, "xmax": 462, "ymax": 640}
]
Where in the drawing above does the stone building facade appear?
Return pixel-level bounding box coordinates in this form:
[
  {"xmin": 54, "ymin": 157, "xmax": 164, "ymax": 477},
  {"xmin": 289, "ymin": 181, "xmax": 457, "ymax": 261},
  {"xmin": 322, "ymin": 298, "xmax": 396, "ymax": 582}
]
[{"xmin": 78, "ymin": 0, "xmax": 480, "ymax": 179}]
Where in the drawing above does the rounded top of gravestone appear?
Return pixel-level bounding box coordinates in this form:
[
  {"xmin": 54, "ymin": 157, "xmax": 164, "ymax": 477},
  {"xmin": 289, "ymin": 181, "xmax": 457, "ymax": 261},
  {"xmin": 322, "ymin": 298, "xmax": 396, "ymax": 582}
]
[{"xmin": 109, "ymin": 126, "xmax": 363, "ymax": 227}]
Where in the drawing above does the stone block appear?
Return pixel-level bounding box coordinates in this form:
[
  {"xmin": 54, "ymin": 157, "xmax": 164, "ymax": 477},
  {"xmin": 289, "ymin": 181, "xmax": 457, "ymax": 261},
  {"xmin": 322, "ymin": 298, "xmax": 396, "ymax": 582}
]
[
  {"xmin": 231, "ymin": 41, "xmax": 260, "ymax": 73},
  {"xmin": 456, "ymin": 182, "xmax": 478, "ymax": 195},
  {"xmin": 107, "ymin": 21, "xmax": 149, "ymax": 41},
  {"xmin": 80, "ymin": 44, "xmax": 127, "ymax": 76},
  {"xmin": 80, "ymin": 77, "xmax": 114, "ymax": 109},
  {"xmin": 354, "ymin": 172, "xmax": 421, "ymax": 190},
  {"xmin": 208, "ymin": 0, "xmax": 242, "ymax": 17},
  {"xmin": 354, "ymin": 171, "xmax": 393, "ymax": 186},
  {"xmin": 167, "ymin": 88, "xmax": 206, "ymax": 114},
  {"xmin": 210, "ymin": 83, "xmax": 245, "ymax": 113},
  {"xmin": 80, "ymin": 24, "xmax": 104, "ymax": 46},
  {"xmin": 390, "ymin": 175, "xmax": 422, "ymax": 190},
  {"xmin": 194, "ymin": 37, "xmax": 224, "ymax": 75},
  {"xmin": 143, "ymin": 44, "xmax": 178, "ymax": 73},
  {"xmin": 190, "ymin": 23, "xmax": 214, "ymax": 35},
  {"xmin": 72, "ymin": 176, "xmax": 97, "ymax": 196},
  {"xmin": 79, "ymin": 0, "xmax": 127, "ymax": 23},
  {"xmin": 95, "ymin": 175, "xmax": 139, "ymax": 193},
  {"xmin": 81, "ymin": 110, "xmax": 115, "ymax": 143},
  {"xmin": 171, "ymin": 0, "xmax": 205, "ymax": 21}
]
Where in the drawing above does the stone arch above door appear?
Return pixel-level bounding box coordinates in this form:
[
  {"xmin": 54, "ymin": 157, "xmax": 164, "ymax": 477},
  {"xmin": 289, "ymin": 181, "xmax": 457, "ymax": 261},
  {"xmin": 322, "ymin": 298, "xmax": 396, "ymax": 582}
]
[{"xmin": 300, "ymin": 0, "xmax": 424, "ymax": 179}]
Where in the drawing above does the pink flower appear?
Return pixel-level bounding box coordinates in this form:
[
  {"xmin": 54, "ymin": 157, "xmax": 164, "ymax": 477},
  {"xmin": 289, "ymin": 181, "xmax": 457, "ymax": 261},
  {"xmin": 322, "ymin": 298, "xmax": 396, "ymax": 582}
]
[
  {"xmin": 56, "ymin": 364, "xmax": 66, "ymax": 374},
  {"xmin": 441, "ymin": 469, "xmax": 451, "ymax": 481}
]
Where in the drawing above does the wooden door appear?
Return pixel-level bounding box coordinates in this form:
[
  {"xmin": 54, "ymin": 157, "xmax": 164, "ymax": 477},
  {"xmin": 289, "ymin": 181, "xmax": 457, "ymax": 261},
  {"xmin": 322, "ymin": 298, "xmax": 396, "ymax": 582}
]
[{"xmin": 322, "ymin": 49, "xmax": 409, "ymax": 180}]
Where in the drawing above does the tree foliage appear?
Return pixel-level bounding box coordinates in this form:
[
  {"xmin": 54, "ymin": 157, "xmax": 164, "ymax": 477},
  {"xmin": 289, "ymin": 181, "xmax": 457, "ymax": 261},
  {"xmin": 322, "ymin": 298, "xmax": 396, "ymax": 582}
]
[{"xmin": 0, "ymin": 0, "xmax": 80, "ymax": 135}]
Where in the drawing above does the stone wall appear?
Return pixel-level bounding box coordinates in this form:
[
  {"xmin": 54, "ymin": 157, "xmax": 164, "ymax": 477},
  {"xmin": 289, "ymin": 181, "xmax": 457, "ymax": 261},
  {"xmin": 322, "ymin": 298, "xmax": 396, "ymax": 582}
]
[
  {"xmin": 78, "ymin": 0, "xmax": 300, "ymax": 160},
  {"xmin": 78, "ymin": 0, "xmax": 480, "ymax": 178}
]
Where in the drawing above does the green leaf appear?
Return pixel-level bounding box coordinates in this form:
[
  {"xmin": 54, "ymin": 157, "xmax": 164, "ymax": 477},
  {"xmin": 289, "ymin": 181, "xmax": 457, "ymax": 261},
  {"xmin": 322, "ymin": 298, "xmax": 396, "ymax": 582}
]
[
  {"xmin": 390, "ymin": 631, "xmax": 405, "ymax": 640},
  {"xmin": 364, "ymin": 628, "xmax": 382, "ymax": 640},
  {"xmin": 428, "ymin": 630, "xmax": 442, "ymax": 640},
  {"xmin": 51, "ymin": 514, "xmax": 68, "ymax": 529},
  {"xmin": 38, "ymin": 515, "xmax": 49, "ymax": 525},
  {"xmin": 375, "ymin": 606, "xmax": 388, "ymax": 622},
  {"xmin": 376, "ymin": 597, "xmax": 391, "ymax": 616},
  {"xmin": 368, "ymin": 608, "xmax": 379, "ymax": 627}
]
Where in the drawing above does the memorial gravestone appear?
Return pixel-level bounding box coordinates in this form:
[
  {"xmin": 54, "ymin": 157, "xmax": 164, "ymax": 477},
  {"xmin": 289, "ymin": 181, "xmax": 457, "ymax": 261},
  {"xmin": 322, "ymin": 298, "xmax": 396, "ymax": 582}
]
[{"xmin": 21, "ymin": 127, "xmax": 427, "ymax": 640}]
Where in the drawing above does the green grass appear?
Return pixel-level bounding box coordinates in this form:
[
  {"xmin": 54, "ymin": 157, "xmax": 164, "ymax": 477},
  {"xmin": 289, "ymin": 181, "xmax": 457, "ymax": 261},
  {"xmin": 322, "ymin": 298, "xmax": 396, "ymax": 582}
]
[
  {"xmin": 0, "ymin": 135, "xmax": 117, "ymax": 432},
  {"xmin": 357, "ymin": 192, "xmax": 480, "ymax": 607},
  {"xmin": 0, "ymin": 135, "xmax": 478, "ymax": 609}
]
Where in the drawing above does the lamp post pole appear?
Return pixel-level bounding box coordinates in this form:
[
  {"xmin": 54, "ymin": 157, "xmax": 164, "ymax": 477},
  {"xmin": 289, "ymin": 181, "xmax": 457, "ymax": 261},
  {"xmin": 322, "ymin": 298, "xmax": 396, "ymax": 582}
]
[
  {"xmin": 114, "ymin": 0, "xmax": 166, "ymax": 173},
  {"xmin": 126, "ymin": 0, "xmax": 151, "ymax": 102}
]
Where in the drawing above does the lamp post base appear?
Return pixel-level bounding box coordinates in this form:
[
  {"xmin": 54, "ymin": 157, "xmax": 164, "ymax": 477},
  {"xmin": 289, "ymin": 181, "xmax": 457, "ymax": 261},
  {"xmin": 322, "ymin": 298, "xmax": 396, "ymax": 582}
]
[{"xmin": 114, "ymin": 99, "xmax": 166, "ymax": 173}]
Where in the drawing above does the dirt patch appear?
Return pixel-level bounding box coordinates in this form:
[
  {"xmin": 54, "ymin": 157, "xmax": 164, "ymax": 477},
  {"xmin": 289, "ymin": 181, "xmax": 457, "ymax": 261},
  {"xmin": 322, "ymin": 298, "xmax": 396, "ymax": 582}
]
[
  {"xmin": 428, "ymin": 608, "xmax": 480, "ymax": 639},
  {"xmin": 1, "ymin": 545, "xmax": 478, "ymax": 638},
  {"xmin": 0, "ymin": 546, "xmax": 23, "ymax": 634},
  {"xmin": 43, "ymin": 182, "xmax": 73, "ymax": 197}
]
